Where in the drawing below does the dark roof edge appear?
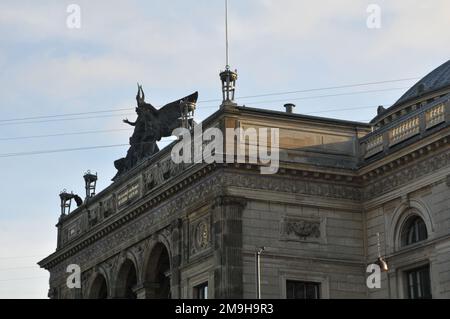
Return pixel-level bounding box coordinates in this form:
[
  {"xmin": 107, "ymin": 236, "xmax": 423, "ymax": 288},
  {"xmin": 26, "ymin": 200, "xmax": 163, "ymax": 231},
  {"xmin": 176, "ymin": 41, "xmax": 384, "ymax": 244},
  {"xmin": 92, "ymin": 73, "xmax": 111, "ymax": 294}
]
[{"xmin": 236, "ymin": 106, "xmax": 372, "ymax": 128}]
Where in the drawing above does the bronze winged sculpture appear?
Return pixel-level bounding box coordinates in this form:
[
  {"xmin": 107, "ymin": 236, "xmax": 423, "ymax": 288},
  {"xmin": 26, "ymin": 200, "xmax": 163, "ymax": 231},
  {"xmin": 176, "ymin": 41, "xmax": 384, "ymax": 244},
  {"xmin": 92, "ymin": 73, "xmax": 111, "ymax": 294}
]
[{"xmin": 113, "ymin": 84, "xmax": 198, "ymax": 179}]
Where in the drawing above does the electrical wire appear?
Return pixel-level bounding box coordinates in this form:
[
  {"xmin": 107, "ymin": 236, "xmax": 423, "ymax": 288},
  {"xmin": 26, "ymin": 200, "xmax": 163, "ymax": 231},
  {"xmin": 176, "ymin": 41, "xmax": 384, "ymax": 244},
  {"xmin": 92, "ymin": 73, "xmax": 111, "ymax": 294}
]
[
  {"xmin": 0, "ymin": 112, "xmax": 135, "ymax": 127},
  {"xmin": 197, "ymin": 77, "xmax": 419, "ymax": 103},
  {"xmin": 0, "ymin": 276, "xmax": 48, "ymax": 282},
  {"xmin": 0, "ymin": 104, "xmax": 381, "ymax": 141},
  {"xmin": 0, "ymin": 266, "xmax": 41, "ymax": 271},
  {"xmin": 240, "ymin": 87, "xmax": 408, "ymax": 106},
  {"xmin": 0, "ymin": 107, "xmax": 134, "ymax": 123},
  {"xmin": 0, "ymin": 77, "xmax": 417, "ymax": 124},
  {"xmin": 0, "ymin": 134, "xmax": 380, "ymax": 158},
  {"xmin": 0, "ymin": 128, "xmax": 133, "ymax": 141},
  {"xmin": 0, "ymin": 139, "xmax": 176, "ymax": 158}
]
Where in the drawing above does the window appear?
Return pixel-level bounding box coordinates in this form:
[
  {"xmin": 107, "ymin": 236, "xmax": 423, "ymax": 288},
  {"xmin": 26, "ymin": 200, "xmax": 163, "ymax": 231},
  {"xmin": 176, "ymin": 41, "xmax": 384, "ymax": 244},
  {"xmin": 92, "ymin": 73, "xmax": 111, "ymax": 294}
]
[
  {"xmin": 194, "ymin": 282, "xmax": 208, "ymax": 299},
  {"xmin": 401, "ymin": 215, "xmax": 427, "ymax": 246},
  {"xmin": 406, "ymin": 265, "xmax": 432, "ymax": 299},
  {"xmin": 286, "ymin": 280, "xmax": 320, "ymax": 299}
]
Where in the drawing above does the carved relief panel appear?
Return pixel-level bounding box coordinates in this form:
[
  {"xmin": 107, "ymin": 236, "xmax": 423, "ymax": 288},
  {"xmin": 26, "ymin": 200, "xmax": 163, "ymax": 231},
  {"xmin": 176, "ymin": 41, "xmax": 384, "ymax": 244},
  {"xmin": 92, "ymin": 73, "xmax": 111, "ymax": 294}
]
[
  {"xmin": 189, "ymin": 214, "xmax": 212, "ymax": 258},
  {"xmin": 280, "ymin": 217, "xmax": 326, "ymax": 243}
]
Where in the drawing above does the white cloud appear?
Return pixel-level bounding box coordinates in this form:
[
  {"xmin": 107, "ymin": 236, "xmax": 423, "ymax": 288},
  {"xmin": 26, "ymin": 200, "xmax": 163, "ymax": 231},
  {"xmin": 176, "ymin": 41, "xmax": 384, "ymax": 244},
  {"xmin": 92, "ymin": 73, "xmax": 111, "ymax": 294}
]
[{"xmin": 1, "ymin": 0, "xmax": 449, "ymax": 299}]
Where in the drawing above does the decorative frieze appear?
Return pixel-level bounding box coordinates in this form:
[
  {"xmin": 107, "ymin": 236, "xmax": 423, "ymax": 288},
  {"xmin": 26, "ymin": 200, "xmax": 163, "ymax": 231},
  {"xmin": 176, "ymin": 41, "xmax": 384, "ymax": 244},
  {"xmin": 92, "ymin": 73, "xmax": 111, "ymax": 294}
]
[
  {"xmin": 41, "ymin": 173, "xmax": 224, "ymax": 270},
  {"xmin": 226, "ymin": 173, "xmax": 361, "ymax": 201},
  {"xmin": 363, "ymin": 149, "xmax": 450, "ymax": 200},
  {"xmin": 143, "ymin": 159, "xmax": 190, "ymax": 193}
]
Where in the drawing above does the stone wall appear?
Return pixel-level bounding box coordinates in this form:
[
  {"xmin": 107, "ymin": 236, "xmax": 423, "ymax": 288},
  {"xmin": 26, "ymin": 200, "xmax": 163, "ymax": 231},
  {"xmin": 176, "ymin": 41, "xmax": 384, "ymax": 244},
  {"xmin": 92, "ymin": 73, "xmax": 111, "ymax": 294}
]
[
  {"xmin": 241, "ymin": 199, "xmax": 366, "ymax": 299},
  {"xmin": 365, "ymin": 149, "xmax": 450, "ymax": 298}
]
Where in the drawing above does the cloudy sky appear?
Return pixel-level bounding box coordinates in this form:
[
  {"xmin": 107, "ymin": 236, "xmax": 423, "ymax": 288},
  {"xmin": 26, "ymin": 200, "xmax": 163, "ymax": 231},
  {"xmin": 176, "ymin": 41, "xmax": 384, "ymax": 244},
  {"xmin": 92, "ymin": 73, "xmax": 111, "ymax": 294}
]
[{"xmin": 0, "ymin": 0, "xmax": 449, "ymax": 298}]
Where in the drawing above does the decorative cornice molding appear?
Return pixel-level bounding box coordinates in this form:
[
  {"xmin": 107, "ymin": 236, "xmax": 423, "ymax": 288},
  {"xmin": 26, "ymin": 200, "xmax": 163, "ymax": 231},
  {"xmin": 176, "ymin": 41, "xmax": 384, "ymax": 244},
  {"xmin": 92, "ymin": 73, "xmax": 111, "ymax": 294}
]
[
  {"xmin": 363, "ymin": 147, "xmax": 450, "ymax": 200},
  {"xmin": 40, "ymin": 134, "xmax": 449, "ymax": 270},
  {"xmin": 39, "ymin": 170, "xmax": 224, "ymax": 270}
]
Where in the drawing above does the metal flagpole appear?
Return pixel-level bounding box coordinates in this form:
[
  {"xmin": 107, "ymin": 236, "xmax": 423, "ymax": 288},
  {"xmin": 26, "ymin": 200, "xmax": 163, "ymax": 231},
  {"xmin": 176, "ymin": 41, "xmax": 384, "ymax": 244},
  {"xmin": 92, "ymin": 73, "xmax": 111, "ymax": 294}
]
[{"xmin": 225, "ymin": 0, "xmax": 229, "ymax": 69}]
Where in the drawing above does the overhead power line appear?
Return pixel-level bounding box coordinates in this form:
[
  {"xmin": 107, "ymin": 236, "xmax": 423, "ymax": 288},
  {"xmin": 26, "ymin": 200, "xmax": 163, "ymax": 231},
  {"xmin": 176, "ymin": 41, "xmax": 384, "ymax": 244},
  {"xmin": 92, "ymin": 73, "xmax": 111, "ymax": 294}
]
[
  {"xmin": 0, "ymin": 276, "xmax": 48, "ymax": 282},
  {"xmin": 0, "ymin": 113, "xmax": 135, "ymax": 127},
  {"xmin": 0, "ymin": 144, "xmax": 129, "ymax": 158},
  {"xmin": 2, "ymin": 134, "xmax": 397, "ymax": 159},
  {"xmin": 0, "ymin": 87, "xmax": 398, "ymax": 127},
  {"xmin": 0, "ymin": 255, "xmax": 47, "ymax": 260},
  {"xmin": 0, "ymin": 107, "xmax": 133, "ymax": 123},
  {"xmin": 0, "ymin": 77, "xmax": 417, "ymax": 124},
  {"xmin": 0, "ymin": 128, "xmax": 133, "ymax": 141},
  {"xmin": 0, "ymin": 104, "xmax": 383, "ymax": 142},
  {"xmin": 0, "ymin": 266, "xmax": 41, "ymax": 271},
  {"xmin": 197, "ymin": 77, "xmax": 419, "ymax": 103},
  {"xmin": 241, "ymin": 87, "xmax": 409, "ymax": 106},
  {"xmin": 0, "ymin": 139, "xmax": 176, "ymax": 158}
]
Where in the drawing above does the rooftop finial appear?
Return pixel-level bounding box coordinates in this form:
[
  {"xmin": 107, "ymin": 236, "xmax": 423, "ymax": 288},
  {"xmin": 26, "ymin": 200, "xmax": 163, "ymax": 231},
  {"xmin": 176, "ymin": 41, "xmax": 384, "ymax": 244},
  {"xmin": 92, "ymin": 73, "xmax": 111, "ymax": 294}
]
[{"xmin": 220, "ymin": 0, "xmax": 238, "ymax": 107}]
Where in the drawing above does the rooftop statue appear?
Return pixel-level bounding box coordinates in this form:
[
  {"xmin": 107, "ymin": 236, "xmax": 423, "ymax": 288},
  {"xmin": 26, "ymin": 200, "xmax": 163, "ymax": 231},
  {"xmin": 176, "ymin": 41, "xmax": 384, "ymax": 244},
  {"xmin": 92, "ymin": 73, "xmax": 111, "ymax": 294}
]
[{"xmin": 113, "ymin": 84, "xmax": 198, "ymax": 179}]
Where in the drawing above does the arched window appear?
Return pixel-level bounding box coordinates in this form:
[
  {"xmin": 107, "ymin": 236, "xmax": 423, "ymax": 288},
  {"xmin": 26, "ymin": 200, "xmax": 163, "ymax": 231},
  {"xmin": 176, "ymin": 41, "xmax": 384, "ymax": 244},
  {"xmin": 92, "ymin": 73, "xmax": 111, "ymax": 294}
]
[
  {"xmin": 116, "ymin": 259, "xmax": 138, "ymax": 299},
  {"xmin": 401, "ymin": 215, "xmax": 428, "ymax": 246},
  {"xmin": 144, "ymin": 242, "xmax": 171, "ymax": 299},
  {"xmin": 89, "ymin": 274, "xmax": 108, "ymax": 299}
]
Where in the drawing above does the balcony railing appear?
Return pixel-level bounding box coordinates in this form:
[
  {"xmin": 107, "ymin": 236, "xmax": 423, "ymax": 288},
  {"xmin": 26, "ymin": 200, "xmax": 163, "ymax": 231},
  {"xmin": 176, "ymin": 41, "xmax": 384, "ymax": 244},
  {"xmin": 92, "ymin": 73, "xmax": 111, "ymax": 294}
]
[
  {"xmin": 389, "ymin": 116, "xmax": 420, "ymax": 146},
  {"xmin": 360, "ymin": 98, "xmax": 449, "ymax": 159},
  {"xmin": 426, "ymin": 103, "xmax": 445, "ymax": 129}
]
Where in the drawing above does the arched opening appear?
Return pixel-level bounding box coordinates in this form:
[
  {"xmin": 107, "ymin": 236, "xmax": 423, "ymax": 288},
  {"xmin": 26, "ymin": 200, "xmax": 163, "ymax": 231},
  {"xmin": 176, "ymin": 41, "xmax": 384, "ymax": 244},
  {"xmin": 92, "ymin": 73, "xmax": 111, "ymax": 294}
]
[
  {"xmin": 89, "ymin": 274, "xmax": 108, "ymax": 299},
  {"xmin": 116, "ymin": 259, "xmax": 138, "ymax": 299},
  {"xmin": 145, "ymin": 242, "xmax": 171, "ymax": 299},
  {"xmin": 401, "ymin": 215, "xmax": 428, "ymax": 247}
]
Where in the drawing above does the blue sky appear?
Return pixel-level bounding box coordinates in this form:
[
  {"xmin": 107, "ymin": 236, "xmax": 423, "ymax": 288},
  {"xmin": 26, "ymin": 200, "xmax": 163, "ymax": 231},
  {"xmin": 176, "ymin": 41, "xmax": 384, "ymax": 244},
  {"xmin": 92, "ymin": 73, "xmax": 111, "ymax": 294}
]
[{"xmin": 0, "ymin": 0, "xmax": 449, "ymax": 298}]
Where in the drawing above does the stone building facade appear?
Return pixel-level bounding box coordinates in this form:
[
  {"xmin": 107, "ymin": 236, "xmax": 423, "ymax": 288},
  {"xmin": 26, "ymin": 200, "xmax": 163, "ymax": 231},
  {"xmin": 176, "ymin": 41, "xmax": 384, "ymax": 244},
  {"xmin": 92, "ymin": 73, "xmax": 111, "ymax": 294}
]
[{"xmin": 39, "ymin": 60, "xmax": 450, "ymax": 299}]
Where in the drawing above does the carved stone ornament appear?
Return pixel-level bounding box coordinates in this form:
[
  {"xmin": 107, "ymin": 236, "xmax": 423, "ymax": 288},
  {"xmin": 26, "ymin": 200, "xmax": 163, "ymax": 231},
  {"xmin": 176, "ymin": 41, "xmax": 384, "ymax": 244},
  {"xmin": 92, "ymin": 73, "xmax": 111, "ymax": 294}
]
[
  {"xmin": 190, "ymin": 217, "xmax": 211, "ymax": 257},
  {"xmin": 281, "ymin": 218, "xmax": 321, "ymax": 241},
  {"xmin": 195, "ymin": 221, "xmax": 209, "ymax": 249}
]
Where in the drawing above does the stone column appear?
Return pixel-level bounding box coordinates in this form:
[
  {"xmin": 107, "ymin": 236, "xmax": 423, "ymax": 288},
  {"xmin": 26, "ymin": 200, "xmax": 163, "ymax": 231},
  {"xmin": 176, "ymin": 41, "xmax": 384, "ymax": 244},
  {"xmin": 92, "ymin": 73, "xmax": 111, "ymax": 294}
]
[
  {"xmin": 170, "ymin": 218, "xmax": 183, "ymax": 299},
  {"xmin": 212, "ymin": 196, "xmax": 246, "ymax": 298},
  {"xmin": 133, "ymin": 282, "xmax": 160, "ymax": 299}
]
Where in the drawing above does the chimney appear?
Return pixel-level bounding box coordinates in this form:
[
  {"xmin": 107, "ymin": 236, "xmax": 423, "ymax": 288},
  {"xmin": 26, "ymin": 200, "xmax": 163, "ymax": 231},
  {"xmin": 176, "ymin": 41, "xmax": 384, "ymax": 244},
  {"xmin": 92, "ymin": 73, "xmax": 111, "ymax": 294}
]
[{"xmin": 284, "ymin": 103, "xmax": 295, "ymax": 114}]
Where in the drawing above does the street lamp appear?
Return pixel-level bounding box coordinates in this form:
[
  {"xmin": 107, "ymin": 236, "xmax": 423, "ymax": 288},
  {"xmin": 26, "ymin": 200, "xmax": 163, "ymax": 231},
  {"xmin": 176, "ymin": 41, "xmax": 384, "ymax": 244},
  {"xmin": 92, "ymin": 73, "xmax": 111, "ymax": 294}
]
[{"xmin": 255, "ymin": 247, "xmax": 265, "ymax": 299}]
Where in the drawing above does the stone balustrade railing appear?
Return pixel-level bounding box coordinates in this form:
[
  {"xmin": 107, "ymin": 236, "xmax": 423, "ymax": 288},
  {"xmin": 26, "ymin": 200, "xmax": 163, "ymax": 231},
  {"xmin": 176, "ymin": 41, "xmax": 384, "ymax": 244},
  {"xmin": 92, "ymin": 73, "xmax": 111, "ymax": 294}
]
[
  {"xmin": 389, "ymin": 116, "xmax": 420, "ymax": 146},
  {"xmin": 361, "ymin": 99, "xmax": 449, "ymax": 159},
  {"xmin": 426, "ymin": 103, "xmax": 445, "ymax": 129}
]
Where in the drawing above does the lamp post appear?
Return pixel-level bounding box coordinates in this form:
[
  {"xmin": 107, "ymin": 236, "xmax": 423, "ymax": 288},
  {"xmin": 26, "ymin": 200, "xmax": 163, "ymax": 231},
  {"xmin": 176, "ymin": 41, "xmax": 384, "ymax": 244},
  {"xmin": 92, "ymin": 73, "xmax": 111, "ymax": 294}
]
[
  {"xmin": 376, "ymin": 232, "xmax": 389, "ymax": 272},
  {"xmin": 220, "ymin": 68, "xmax": 238, "ymax": 105},
  {"xmin": 255, "ymin": 247, "xmax": 265, "ymax": 299},
  {"xmin": 83, "ymin": 170, "xmax": 98, "ymax": 200}
]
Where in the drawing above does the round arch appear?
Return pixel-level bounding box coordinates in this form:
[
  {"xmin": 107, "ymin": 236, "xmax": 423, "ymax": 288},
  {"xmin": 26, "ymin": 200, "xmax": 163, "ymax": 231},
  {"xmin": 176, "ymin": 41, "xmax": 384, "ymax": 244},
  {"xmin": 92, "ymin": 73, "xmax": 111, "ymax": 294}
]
[
  {"xmin": 86, "ymin": 266, "xmax": 111, "ymax": 299},
  {"xmin": 390, "ymin": 199, "xmax": 434, "ymax": 251},
  {"xmin": 88, "ymin": 273, "xmax": 108, "ymax": 299},
  {"xmin": 142, "ymin": 239, "xmax": 172, "ymax": 299},
  {"xmin": 115, "ymin": 258, "xmax": 138, "ymax": 299}
]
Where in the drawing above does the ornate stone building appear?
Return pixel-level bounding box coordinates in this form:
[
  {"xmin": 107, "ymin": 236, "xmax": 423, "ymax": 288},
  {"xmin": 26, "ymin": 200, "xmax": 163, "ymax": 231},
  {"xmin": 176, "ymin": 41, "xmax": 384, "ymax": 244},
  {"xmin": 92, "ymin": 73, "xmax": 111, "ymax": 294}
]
[{"xmin": 39, "ymin": 60, "xmax": 450, "ymax": 299}]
